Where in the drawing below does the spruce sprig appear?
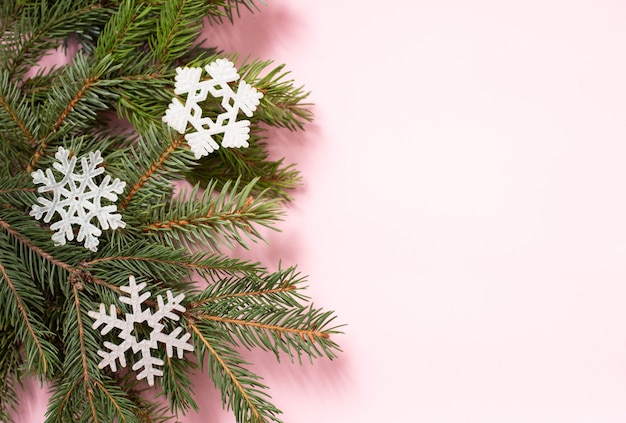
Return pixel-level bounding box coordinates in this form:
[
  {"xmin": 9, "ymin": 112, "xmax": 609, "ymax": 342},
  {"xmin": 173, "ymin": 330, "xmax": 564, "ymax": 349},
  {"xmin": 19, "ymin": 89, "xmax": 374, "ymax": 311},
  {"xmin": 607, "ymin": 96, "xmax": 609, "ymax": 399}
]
[{"xmin": 0, "ymin": 1, "xmax": 341, "ymax": 422}]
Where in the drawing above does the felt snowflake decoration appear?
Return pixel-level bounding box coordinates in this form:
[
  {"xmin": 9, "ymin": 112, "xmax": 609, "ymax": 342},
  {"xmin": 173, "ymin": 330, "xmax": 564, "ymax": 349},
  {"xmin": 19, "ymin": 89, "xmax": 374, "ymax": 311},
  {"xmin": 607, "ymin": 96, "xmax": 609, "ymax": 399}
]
[
  {"xmin": 162, "ymin": 58, "xmax": 264, "ymax": 159},
  {"xmin": 88, "ymin": 276, "xmax": 194, "ymax": 386},
  {"xmin": 30, "ymin": 147, "xmax": 126, "ymax": 252}
]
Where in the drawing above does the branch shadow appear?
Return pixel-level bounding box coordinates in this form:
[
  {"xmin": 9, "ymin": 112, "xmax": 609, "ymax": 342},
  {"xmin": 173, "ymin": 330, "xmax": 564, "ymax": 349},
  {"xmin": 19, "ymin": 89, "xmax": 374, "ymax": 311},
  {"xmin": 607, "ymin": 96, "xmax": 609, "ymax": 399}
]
[{"xmin": 202, "ymin": 3, "xmax": 307, "ymax": 60}]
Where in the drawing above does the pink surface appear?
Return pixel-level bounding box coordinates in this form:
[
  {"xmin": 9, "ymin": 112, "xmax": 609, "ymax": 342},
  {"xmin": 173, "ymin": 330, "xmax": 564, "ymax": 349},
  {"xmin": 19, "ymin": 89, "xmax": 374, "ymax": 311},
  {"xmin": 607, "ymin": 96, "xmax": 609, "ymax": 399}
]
[{"xmin": 14, "ymin": 1, "xmax": 626, "ymax": 422}]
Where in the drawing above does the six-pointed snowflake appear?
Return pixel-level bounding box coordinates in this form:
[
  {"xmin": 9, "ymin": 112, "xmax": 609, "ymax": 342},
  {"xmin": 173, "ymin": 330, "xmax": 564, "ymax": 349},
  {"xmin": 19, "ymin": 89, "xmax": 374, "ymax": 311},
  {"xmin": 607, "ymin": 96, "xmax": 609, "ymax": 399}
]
[
  {"xmin": 162, "ymin": 58, "xmax": 264, "ymax": 159},
  {"xmin": 30, "ymin": 147, "xmax": 126, "ymax": 252},
  {"xmin": 88, "ymin": 275, "xmax": 194, "ymax": 386}
]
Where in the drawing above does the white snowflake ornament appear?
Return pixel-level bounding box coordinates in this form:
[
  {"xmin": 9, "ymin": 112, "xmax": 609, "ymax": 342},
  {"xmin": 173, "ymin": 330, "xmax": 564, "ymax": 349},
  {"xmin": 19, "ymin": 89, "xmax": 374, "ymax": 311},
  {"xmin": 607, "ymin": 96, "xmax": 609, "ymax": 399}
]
[
  {"xmin": 88, "ymin": 276, "xmax": 194, "ymax": 386},
  {"xmin": 30, "ymin": 147, "xmax": 126, "ymax": 252},
  {"xmin": 162, "ymin": 58, "xmax": 263, "ymax": 159}
]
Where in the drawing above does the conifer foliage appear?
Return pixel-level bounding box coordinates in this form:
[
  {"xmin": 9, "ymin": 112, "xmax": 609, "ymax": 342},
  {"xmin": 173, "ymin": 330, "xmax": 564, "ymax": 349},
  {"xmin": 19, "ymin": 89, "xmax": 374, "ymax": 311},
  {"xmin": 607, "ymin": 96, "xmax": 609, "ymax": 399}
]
[{"xmin": 0, "ymin": 1, "xmax": 340, "ymax": 422}]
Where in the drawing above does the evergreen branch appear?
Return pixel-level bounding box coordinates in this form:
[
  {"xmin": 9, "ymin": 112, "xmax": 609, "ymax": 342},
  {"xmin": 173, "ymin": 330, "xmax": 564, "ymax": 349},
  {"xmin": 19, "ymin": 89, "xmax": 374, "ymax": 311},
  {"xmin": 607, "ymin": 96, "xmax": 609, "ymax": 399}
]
[
  {"xmin": 0, "ymin": 187, "xmax": 36, "ymax": 194},
  {"xmin": 116, "ymin": 371, "xmax": 176, "ymax": 423},
  {"xmin": 0, "ymin": 2, "xmax": 342, "ymax": 421},
  {"xmin": 206, "ymin": 0, "xmax": 261, "ymax": 24},
  {"xmin": 56, "ymin": 382, "xmax": 77, "ymax": 419},
  {"xmin": 0, "ymin": 70, "xmax": 38, "ymax": 172},
  {"xmin": 28, "ymin": 74, "xmax": 100, "ymax": 171},
  {"xmin": 28, "ymin": 54, "xmax": 120, "ymax": 171},
  {"xmin": 155, "ymin": 0, "xmax": 187, "ymax": 65},
  {"xmin": 120, "ymin": 72, "xmax": 162, "ymax": 81},
  {"xmin": 202, "ymin": 314, "xmax": 330, "ymax": 341},
  {"xmin": 93, "ymin": 0, "xmax": 153, "ymax": 63},
  {"xmin": 186, "ymin": 138, "xmax": 301, "ymax": 201},
  {"xmin": 86, "ymin": 250, "xmax": 264, "ymax": 281},
  {"xmin": 20, "ymin": 67, "xmax": 65, "ymax": 104},
  {"xmin": 119, "ymin": 132, "xmax": 186, "ymax": 210},
  {"xmin": 141, "ymin": 178, "xmax": 283, "ymax": 251},
  {"xmin": 46, "ymin": 284, "xmax": 137, "ymax": 422},
  {"xmin": 189, "ymin": 321, "xmax": 281, "ymax": 423},
  {"xmin": 113, "ymin": 67, "xmax": 171, "ymax": 131},
  {"xmin": 0, "ymin": 3, "xmax": 22, "ymax": 36},
  {"xmin": 160, "ymin": 353, "xmax": 197, "ymax": 415},
  {"xmin": 49, "ymin": 75, "xmax": 100, "ymax": 134},
  {"xmin": 0, "ymin": 215, "xmax": 120, "ymax": 293},
  {"xmin": 189, "ymin": 268, "xmax": 307, "ymax": 308},
  {"xmin": 238, "ymin": 60, "xmax": 312, "ymax": 130},
  {"xmin": 0, "ymin": 237, "xmax": 60, "ymax": 377},
  {"xmin": 48, "ymin": 278, "xmax": 134, "ymax": 422},
  {"xmin": 193, "ymin": 285, "xmax": 297, "ymax": 306},
  {"xmin": 47, "ymin": 376, "xmax": 138, "ymax": 423},
  {"xmin": 0, "ymin": 259, "xmax": 48, "ymax": 372},
  {"xmin": 0, "ymin": 82, "xmax": 36, "ymax": 146},
  {"xmin": 0, "ymin": 174, "xmax": 39, "ymax": 208},
  {"xmin": 194, "ymin": 305, "xmax": 340, "ymax": 363},
  {"xmin": 3, "ymin": 2, "xmax": 109, "ymax": 78},
  {"xmin": 72, "ymin": 284, "xmax": 99, "ymax": 423},
  {"xmin": 0, "ymin": 329, "xmax": 21, "ymax": 423},
  {"xmin": 92, "ymin": 380, "xmax": 127, "ymax": 422},
  {"xmin": 150, "ymin": 0, "xmax": 209, "ymax": 66},
  {"xmin": 85, "ymin": 243, "xmax": 193, "ymax": 291},
  {"xmin": 198, "ymin": 328, "xmax": 259, "ymax": 421},
  {"xmin": 190, "ymin": 268, "xmax": 341, "ymax": 362},
  {"xmin": 0, "ymin": 217, "xmax": 74, "ymax": 273}
]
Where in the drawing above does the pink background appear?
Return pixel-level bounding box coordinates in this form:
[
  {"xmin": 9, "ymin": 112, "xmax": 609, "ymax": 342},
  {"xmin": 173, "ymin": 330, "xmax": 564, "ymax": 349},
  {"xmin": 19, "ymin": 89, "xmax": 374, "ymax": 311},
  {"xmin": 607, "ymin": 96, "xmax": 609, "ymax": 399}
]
[{"xmin": 14, "ymin": 1, "xmax": 626, "ymax": 422}]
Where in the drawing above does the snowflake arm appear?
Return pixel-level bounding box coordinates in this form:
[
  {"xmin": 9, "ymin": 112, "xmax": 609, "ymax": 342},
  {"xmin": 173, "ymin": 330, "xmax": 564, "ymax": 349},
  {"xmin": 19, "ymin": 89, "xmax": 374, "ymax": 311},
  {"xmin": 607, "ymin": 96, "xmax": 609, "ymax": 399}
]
[
  {"xmin": 29, "ymin": 147, "xmax": 126, "ymax": 252},
  {"xmin": 88, "ymin": 276, "xmax": 194, "ymax": 386},
  {"xmin": 162, "ymin": 58, "xmax": 263, "ymax": 159}
]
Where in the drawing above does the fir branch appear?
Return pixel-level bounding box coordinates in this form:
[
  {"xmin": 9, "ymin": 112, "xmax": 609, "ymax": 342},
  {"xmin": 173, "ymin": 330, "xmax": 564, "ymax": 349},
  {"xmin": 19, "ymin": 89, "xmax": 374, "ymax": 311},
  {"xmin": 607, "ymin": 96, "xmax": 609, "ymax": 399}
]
[
  {"xmin": 28, "ymin": 54, "xmax": 120, "ymax": 171},
  {"xmin": 189, "ymin": 268, "xmax": 341, "ymax": 363},
  {"xmin": 93, "ymin": 0, "xmax": 154, "ymax": 63},
  {"xmin": 160, "ymin": 352, "xmax": 198, "ymax": 415},
  {"xmin": 0, "ymin": 2, "xmax": 22, "ymax": 36},
  {"xmin": 0, "ymin": 216, "xmax": 75, "ymax": 273},
  {"xmin": 189, "ymin": 320, "xmax": 281, "ymax": 423},
  {"xmin": 119, "ymin": 131, "xmax": 187, "ymax": 210},
  {"xmin": 46, "ymin": 284, "xmax": 137, "ymax": 422},
  {"xmin": 29, "ymin": 74, "xmax": 98, "ymax": 171},
  {"xmin": 0, "ymin": 70, "xmax": 37, "ymax": 146},
  {"xmin": 190, "ymin": 267, "xmax": 305, "ymax": 309},
  {"xmin": 0, "ymin": 213, "xmax": 119, "ymax": 294},
  {"xmin": 238, "ymin": 60, "xmax": 312, "ymax": 130},
  {"xmin": 2, "ymin": 2, "xmax": 110, "ymax": 78},
  {"xmin": 0, "ymin": 259, "xmax": 47, "ymax": 370},
  {"xmin": 200, "ymin": 285, "xmax": 297, "ymax": 304},
  {"xmin": 204, "ymin": 314, "xmax": 330, "ymax": 341},
  {"xmin": 141, "ymin": 178, "xmax": 283, "ymax": 251},
  {"xmin": 92, "ymin": 380, "xmax": 128, "ymax": 421},
  {"xmin": 0, "ymin": 187, "xmax": 36, "ymax": 194},
  {"xmin": 0, "ymin": 237, "xmax": 60, "ymax": 376},
  {"xmin": 186, "ymin": 137, "xmax": 301, "ymax": 201},
  {"xmin": 86, "ymin": 246, "xmax": 265, "ymax": 281},
  {"xmin": 150, "ymin": 0, "xmax": 210, "ymax": 66},
  {"xmin": 0, "ymin": 174, "xmax": 38, "ymax": 209},
  {"xmin": 85, "ymin": 244, "xmax": 193, "ymax": 290},
  {"xmin": 21, "ymin": 66, "xmax": 65, "ymax": 101},
  {"xmin": 49, "ymin": 75, "xmax": 100, "ymax": 134},
  {"xmin": 206, "ymin": 0, "xmax": 262, "ymax": 24},
  {"xmin": 118, "ymin": 372, "xmax": 175, "ymax": 423},
  {"xmin": 0, "ymin": 329, "xmax": 21, "ymax": 423},
  {"xmin": 72, "ymin": 285, "xmax": 99, "ymax": 422}
]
